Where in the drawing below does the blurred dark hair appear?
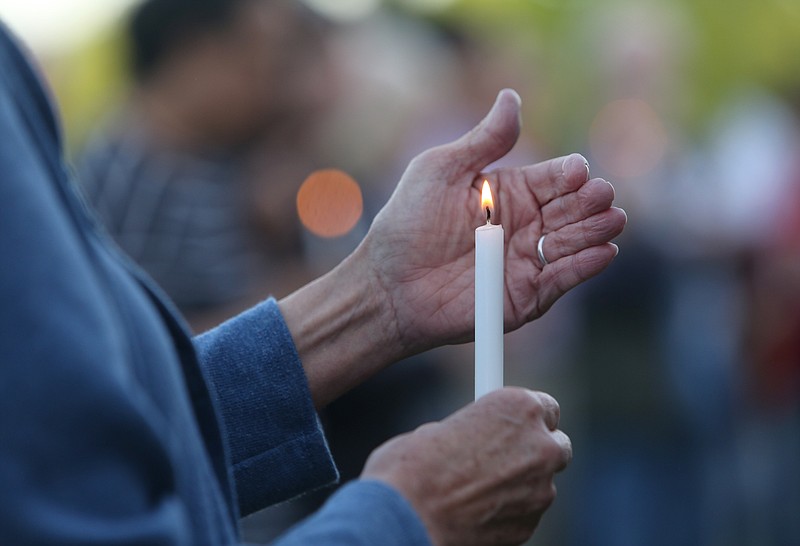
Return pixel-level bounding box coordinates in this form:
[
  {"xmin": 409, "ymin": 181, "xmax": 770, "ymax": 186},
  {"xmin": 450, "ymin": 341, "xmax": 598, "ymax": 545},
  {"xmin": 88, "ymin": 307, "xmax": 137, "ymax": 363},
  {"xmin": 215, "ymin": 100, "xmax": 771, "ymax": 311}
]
[{"xmin": 128, "ymin": 0, "xmax": 252, "ymax": 81}]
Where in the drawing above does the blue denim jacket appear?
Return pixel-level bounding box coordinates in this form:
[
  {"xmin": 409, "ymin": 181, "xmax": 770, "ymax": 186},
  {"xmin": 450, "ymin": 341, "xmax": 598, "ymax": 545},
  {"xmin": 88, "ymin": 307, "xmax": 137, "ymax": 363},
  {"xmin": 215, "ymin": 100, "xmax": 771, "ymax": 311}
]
[{"xmin": 0, "ymin": 22, "xmax": 429, "ymax": 546}]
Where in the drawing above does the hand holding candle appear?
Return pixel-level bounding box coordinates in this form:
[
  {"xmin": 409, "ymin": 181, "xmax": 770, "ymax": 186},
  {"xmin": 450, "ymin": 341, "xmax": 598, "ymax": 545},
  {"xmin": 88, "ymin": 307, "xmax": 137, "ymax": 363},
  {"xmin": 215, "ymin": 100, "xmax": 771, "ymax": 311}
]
[{"xmin": 475, "ymin": 180, "xmax": 504, "ymax": 399}]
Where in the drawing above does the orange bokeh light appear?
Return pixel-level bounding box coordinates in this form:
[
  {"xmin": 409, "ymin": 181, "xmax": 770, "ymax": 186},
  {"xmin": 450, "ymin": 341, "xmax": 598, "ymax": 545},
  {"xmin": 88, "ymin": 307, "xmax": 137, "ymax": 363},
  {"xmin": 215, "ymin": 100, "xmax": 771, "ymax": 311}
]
[{"xmin": 296, "ymin": 169, "xmax": 363, "ymax": 238}]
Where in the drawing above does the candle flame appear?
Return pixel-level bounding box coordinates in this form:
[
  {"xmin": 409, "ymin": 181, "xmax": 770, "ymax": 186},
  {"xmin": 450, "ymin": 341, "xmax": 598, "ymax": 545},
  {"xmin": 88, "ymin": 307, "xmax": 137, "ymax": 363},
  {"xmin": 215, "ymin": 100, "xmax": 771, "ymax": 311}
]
[{"xmin": 481, "ymin": 180, "xmax": 494, "ymax": 224}]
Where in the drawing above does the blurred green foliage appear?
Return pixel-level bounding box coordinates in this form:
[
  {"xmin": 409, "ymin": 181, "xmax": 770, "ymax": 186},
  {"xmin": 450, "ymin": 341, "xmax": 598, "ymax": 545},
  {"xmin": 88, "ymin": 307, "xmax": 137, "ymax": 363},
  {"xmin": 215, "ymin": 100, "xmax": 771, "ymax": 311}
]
[
  {"xmin": 49, "ymin": 0, "xmax": 800, "ymax": 153},
  {"xmin": 425, "ymin": 0, "xmax": 800, "ymax": 146}
]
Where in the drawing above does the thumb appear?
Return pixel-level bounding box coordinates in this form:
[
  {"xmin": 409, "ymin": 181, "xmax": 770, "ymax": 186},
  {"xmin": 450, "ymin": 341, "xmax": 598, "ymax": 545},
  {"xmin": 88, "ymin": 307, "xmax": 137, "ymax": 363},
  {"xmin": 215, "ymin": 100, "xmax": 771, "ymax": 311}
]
[{"xmin": 443, "ymin": 88, "xmax": 522, "ymax": 175}]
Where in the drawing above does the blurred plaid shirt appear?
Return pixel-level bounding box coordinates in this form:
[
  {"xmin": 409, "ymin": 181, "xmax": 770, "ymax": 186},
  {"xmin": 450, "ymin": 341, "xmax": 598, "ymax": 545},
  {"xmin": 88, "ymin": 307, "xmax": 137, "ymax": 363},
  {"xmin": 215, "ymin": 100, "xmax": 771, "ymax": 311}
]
[{"xmin": 77, "ymin": 120, "xmax": 254, "ymax": 312}]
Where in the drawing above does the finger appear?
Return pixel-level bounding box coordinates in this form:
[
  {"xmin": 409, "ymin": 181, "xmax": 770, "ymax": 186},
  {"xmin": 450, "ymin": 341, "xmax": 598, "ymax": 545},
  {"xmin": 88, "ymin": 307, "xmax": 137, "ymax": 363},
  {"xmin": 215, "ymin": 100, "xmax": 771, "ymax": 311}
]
[
  {"xmin": 539, "ymin": 207, "xmax": 627, "ymax": 264},
  {"xmin": 527, "ymin": 390, "xmax": 561, "ymax": 431},
  {"xmin": 551, "ymin": 429, "xmax": 573, "ymax": 472},
  {"xmin": 436, "ymin": 89, "xmax": 522, "ymax": 178},
  {"xmin": 535, "ymin": 243, "xmax": 621, "ymax": 315},
  {"xmin": 541, "ymin": 178, "xmax": 615, "ymax": 232},
  {"xmin": 521, "ymin": 153, "xmax": 590, "ymax": 206}
]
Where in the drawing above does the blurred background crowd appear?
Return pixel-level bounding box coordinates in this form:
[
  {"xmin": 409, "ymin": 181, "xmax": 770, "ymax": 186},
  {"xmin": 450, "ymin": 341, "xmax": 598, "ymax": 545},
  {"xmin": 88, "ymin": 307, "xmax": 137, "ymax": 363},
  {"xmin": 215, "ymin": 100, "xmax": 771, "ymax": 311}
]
[{"xmin": 2, "ymin": 0, "xmax": 799, "ymax": 544}]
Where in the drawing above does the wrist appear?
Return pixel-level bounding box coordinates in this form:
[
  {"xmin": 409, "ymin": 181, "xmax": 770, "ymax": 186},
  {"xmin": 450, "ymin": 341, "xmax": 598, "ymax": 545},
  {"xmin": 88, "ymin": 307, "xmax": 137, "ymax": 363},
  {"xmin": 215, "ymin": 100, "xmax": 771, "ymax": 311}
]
[{"xmin": 278, "ymin": 243, "xmax": 402, "ymax": 408}]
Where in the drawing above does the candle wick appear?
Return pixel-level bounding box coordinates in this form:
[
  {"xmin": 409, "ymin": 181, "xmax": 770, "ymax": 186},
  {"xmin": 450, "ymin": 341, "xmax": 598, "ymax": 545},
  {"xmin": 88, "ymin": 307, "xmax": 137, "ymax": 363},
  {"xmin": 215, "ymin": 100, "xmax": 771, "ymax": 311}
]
[{"xmin": 485, "ymin": 206, "xmax": 492, "ymax": 224}]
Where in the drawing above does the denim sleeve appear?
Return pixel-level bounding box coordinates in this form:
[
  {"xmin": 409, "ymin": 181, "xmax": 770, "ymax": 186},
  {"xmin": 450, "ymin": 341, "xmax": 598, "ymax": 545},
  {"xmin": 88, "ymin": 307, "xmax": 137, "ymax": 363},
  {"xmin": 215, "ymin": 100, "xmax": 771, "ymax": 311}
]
[
  {"xmin": 194, "ymin": 298, "xmax": 338, "ymax": 516},
  {"xmin": 273, "ymin": 480, "xmax": 433, "ymax": 546}
]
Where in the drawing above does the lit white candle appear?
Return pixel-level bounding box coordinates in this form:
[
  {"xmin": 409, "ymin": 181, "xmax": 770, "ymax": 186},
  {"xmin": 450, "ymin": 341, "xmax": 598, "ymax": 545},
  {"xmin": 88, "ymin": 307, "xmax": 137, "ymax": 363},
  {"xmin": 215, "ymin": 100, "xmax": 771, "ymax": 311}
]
[{"xmin": 475, "ymin": 180, "xmax": 504, "ymax": 400}]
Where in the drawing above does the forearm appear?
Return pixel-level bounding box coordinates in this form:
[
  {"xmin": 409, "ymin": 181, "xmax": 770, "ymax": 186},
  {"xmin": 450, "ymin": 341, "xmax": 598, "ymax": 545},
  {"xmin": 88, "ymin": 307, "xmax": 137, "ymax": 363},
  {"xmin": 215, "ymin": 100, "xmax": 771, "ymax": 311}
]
[{"xmin": 278, "ymin": 243, "xmax": 401, "ymax": 409}]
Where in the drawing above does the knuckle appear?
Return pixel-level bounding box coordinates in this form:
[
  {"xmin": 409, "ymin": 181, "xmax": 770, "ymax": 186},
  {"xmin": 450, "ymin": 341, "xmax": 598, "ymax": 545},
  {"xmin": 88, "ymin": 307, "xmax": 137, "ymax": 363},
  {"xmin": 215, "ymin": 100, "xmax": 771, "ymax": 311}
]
[
  {"xmin": 541, "ymin": 436, "xmax": 564, "ymax": 463},
  {"xmin": 543, "ymin": 482, "xmax": 558, "ymax": 506},
  {"xmin": 537, "ymin": 430, "xmax": 572, "ymax": 470},
  {"xmin": 531, "ymin": 479, "xmax": 557, "ymax": 509},
  {"xmin": 527, "ymin": 391, "xmax": 561, "ymax": 427},
  {"xmin": 483, "ymin": 389, "xmax": 564, "ymax": 434},
  {"xmin": 486, "ymin": 386, "xmax": 532, "ymax": 409},
  {"xmin": 561, "ymin": 431, "xmax": 573, "ymax": 463},
  {"xmin": 413, "ymin": 421, "xmax": 439, "ymax": 437},
  {"xmin": 410, "ymin": 146, "xmax": 447, "ymax": 173},
  {"xmin": 510, "ymin": 388, "xmax": 547, "ymax": 419},
  {"xmin": 415, "ymin": 421, "xmax": 436, "ymax": 431}
]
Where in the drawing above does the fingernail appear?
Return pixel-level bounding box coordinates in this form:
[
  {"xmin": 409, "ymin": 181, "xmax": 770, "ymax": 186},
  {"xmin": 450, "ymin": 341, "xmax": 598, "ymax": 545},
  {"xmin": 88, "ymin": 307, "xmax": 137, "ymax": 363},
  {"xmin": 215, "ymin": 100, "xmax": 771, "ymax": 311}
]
[
  {"xmin": 502, "ymin": 88, "xmax": 522, "ymax": 107},
  {"xmin": 499, "ymin": 88, "xmax": 522, "ymax": 128},
  {"xmin": 612, "ymin": 243, "xmax": 619, "ymax": 256},
  {"xmin": 562, "ymin": 153, "xmax": 585, "ymax": 176},
  {"xmin": 584, "ymin": 161, "xmax": 590, "ymax": 181}
]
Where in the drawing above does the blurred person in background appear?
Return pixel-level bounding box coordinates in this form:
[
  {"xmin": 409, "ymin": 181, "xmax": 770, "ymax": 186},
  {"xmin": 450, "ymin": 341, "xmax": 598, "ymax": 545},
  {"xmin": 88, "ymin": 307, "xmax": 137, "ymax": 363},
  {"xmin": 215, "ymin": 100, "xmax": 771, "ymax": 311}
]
[
  {"xmin": 77, "ymin": 0, "xmax": 333, "ymax": 332},
  {"xmin": 562, "ymin": 5, "xmax": 714, "ymax": 546},
  {"xmin": 727, "ymin": 86, "xmax": 800, "ymax": 545},
  {"xmin": 562, "ymin": 4, "xmax": 800, "ymax": 546}
]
